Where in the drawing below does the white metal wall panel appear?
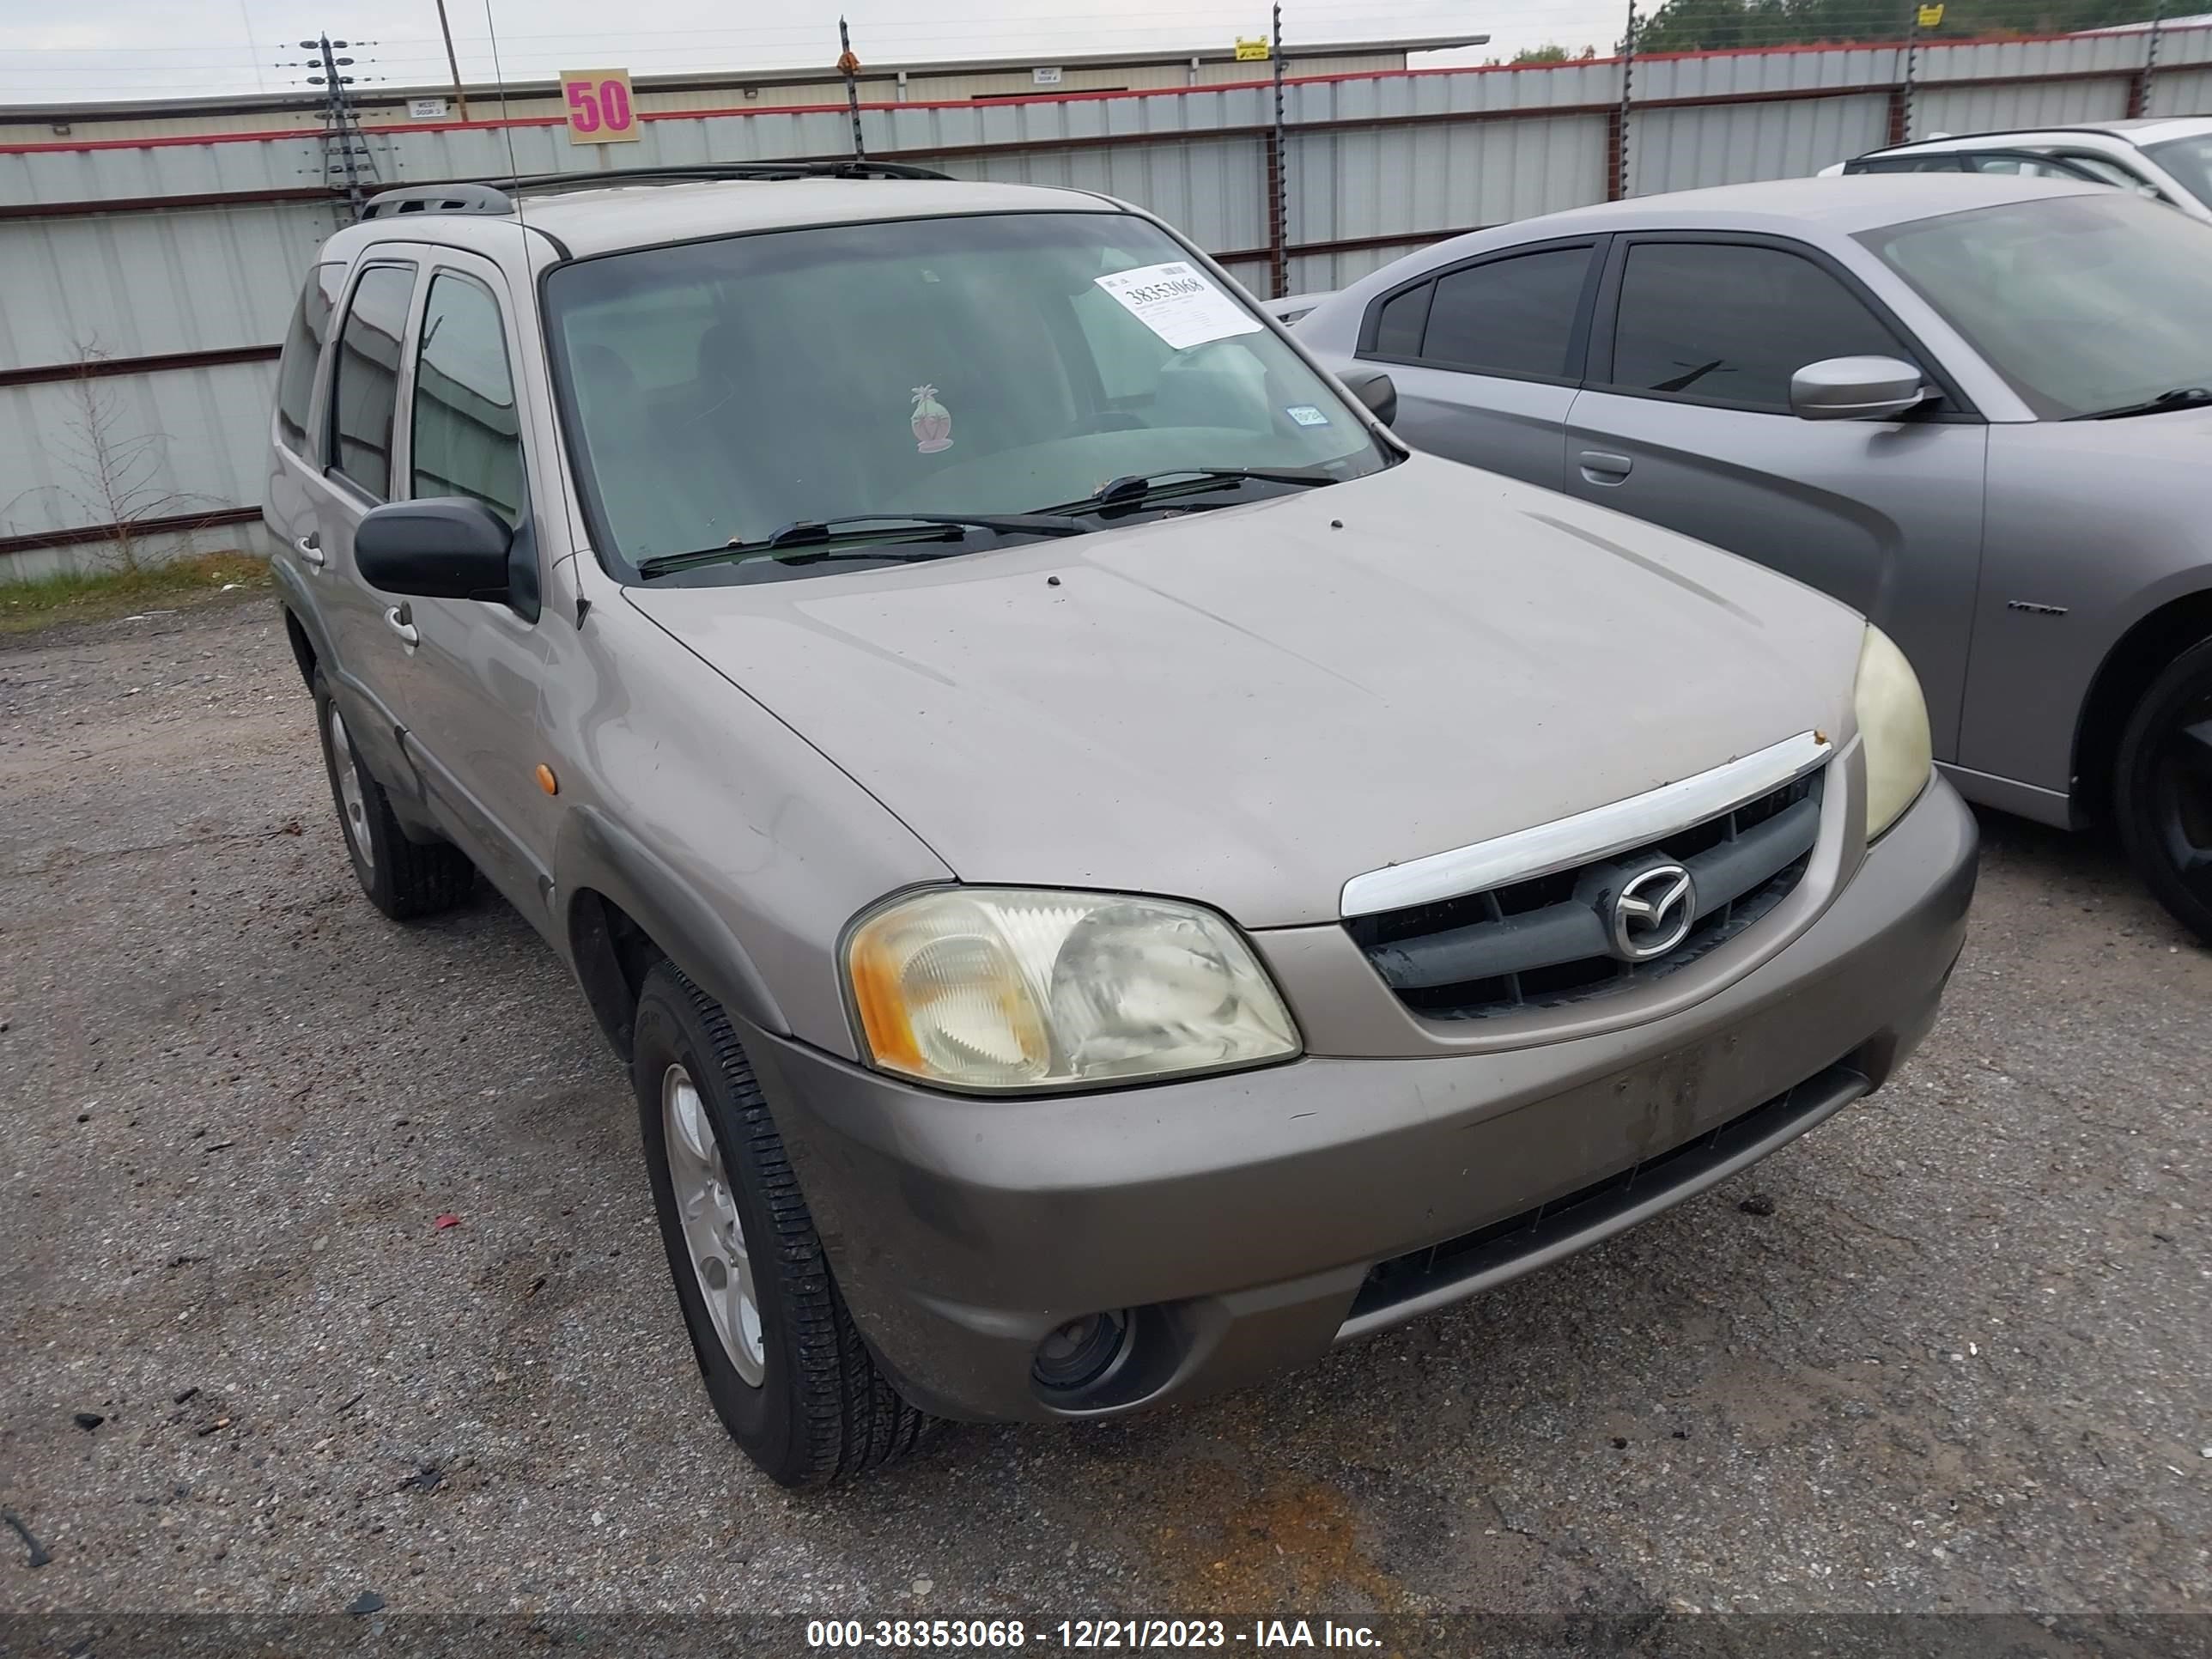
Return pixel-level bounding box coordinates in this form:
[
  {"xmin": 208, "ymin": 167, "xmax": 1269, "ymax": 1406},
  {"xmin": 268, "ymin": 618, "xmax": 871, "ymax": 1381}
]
[
  {"xmin": 1912, "ymin": 76, "xmax": 2132, "ymax": 139},
  {"xmin": 2151, "ymin": 65, "xmax": 2212, "ymax": 115},
  {"xmin": 1631, "ymin": 93, "xmax": 1891, "ymax": 194},
  {"xmin": 2160, "ymin": 21, "xmax": 2212, "ymax": 68},
  {"xmin": 920, "ymin": 137, "xmax": 1266, "ymax": 255},
  {"xmin": 0, "ymin": 361, "xmax": 273, "ymax": 539},
  {"xmin": 1917, "ymin": 34, "xmax": 2147, "ymax": 86},
  {"xmin": 0, "ymin": 518, "xmax": 276, "ymax": 580},
  {"xmin": 0, "ymin": 132, "xmax": 343, "ymax": 208},
  {"xmin": 1286, "ymin": 238, "xmax": 1443, "ymax": 294},
  {"xmin": 1636, "ymin": 46, "xmax": 1902, "ymax": 101},
  {"xmin": 0, "ymin": 204, "xmax": 337, "ymax": 370},
  {"xmin": 1285, "ymin": 62, "xmax": 1622, "ymax": 125},
  {"xmin": 1289, "ymin": 113, "xmax": 1609, "ymax": 246}
]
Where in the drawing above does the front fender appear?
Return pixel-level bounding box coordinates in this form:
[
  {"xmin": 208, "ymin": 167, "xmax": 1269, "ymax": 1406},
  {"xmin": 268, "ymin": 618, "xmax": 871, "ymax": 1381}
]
[{"xmin": 556, "ymin": 803, "xmax": 789, "ymax": 1042}]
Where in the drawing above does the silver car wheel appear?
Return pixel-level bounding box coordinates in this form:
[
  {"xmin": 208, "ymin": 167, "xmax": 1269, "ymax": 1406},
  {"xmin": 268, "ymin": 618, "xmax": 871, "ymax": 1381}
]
[
  {"xmin": 326, "ymin": 704, "xmax": 374, "ymax": 874},
  {"xmin": 662, "ymin": 1062, "xmax": 765, "ymax": 1386}
]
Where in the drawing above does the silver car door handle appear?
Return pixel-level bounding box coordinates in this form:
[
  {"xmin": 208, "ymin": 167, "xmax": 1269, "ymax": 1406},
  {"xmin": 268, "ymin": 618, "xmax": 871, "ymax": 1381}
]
[
  {"xmin": 384, "ymin": 605, "xmax": 419, "ymax": 647},
  {"xmin": 1578, "ymin": 450, "xmax": 1633, "ymax": 483},
  {"xmin": 295, "ymin": 532, "xmax": 325, "ymax": 568}
]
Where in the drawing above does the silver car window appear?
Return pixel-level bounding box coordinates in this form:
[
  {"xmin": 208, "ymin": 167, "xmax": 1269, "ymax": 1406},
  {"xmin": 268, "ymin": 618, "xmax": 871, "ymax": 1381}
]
[
  {"xmin": 409, "ymin": 271, "xmax": 526, "ymax": 526},
  {"xmin": 1859, "ymin": 193, "xmax": 2212, "ymax": 420},
  {"xmin": 327, "ymin": 264, "xmax": 416, "ymax": 501},
  {"xmin": 2143, "ymin": 133, "xmax": 2212, "ymax": 207},
  {"xmin": 1607, "ymin": 242, "xmax": 1901, "ymax": 411}
]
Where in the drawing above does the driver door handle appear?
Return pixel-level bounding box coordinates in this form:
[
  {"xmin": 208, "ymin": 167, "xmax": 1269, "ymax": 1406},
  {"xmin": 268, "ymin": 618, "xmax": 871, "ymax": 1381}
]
[
  {"xmin": 295, "ymin": 532, "xmax": 325, "ymax": 568},
  {"xmin": 384, "ymin": 604, "xmax": 418, "ymax": 647},
  {"xmin": 1578, "ymin": 450, "xmax": 1633, "ymax": 483}
]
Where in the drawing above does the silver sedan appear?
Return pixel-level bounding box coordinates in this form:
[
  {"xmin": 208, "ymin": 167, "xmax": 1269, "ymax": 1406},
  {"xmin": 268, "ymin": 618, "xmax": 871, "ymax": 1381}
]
[{"xmin": 1296, "ymin": 174, "xmax": 2212, "ymax": 941}]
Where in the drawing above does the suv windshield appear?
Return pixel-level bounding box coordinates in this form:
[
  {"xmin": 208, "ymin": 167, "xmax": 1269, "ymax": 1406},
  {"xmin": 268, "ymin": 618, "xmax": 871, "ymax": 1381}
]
[
  {"xmin": 544, "ymin": 210, "xmax": 1390, "ymax": 580},
  {"xmin": 1859, "ymin": 193, "xmax": 2212, "ymax": 419},
  {"xmin": 2144, "ymin": 132, "xmax": 2212, "ymax": 207}
]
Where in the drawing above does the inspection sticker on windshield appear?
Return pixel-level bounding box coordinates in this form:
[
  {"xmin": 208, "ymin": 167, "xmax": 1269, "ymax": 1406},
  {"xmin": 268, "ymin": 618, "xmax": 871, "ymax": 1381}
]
[
  {"xmin": 1094, "ymin": 261, "xmax": 1262, "ymax": 350},
  {"xmin": 1285, "ymin": 404, "xmax": 1329, "ymax": 426}
]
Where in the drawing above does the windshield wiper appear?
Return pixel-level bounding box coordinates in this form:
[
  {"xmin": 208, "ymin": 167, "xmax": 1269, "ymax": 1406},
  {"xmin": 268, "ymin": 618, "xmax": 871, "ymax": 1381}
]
[
  {"xmin": 636, "ymin": 512, "xmax": 1089, "ymax": 579},
  {"xmin": 1042, "ymin": 465, "xmax": 1340, "ymax": 516},
  {"xmin": 2078, "ymin": 386, "xmax": 2212, "ymax": 420}
]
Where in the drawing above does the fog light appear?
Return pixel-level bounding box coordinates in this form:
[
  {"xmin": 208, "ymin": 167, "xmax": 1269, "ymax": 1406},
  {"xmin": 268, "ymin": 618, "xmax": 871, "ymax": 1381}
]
[{"xmin": 1030, "ymin": 1310, "xmax": 1128, "ymax": 1392}]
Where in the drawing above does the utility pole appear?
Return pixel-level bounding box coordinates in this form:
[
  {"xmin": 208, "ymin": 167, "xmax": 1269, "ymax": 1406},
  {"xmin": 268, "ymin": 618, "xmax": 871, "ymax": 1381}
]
[
  {"xmin": 433, "ymin": 0, "xmax": 471, "ymax": 122},
  {"xmin": 1270, "ymin": 1, "xmax": 1288, "ymax": 299},
  {"xmin": 838, "ymin": 17, "xmax": 866, "ymax": 161},
  {"xmin": 298, "ymin": 35, "xmax": 377, "ymax": 220}
]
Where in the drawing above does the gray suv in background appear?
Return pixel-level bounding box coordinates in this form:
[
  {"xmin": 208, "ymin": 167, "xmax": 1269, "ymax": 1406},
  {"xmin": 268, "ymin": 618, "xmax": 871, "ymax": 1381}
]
[
  {"xmin": 1294, "ymin": 176, "xmax": 2212, "ymax": 942},
  {"xmin": 264, "ymin": 164, "xmax": 1973, "ymax": 1487}
]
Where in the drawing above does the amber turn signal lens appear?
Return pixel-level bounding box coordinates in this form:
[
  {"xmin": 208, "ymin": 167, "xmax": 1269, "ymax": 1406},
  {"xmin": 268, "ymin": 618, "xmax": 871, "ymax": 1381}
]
[{"xmin": 535, "ymin": 764, "xmax": 558, "ymax": 796}]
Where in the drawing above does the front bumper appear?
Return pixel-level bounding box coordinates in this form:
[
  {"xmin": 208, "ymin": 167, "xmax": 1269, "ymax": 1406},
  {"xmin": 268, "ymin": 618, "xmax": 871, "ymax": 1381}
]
[{"xmin": 745, "ymin": 778, "xmax": 1978, "ymax": 1423}]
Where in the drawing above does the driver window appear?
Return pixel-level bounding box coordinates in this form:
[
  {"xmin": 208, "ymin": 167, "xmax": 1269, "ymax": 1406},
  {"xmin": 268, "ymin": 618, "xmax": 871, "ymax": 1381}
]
[
  {"xmin": 410, "ymin": 271, "xmax": 526, "ymax": 524},
  {"xmin": 1608, "ymin": 242, "xmax": 1907, "ymax": 412}
]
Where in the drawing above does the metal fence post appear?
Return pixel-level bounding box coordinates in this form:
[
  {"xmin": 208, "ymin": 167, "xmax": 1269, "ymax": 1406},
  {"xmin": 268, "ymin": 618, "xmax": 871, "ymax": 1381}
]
[
  {"xmin": 2132, "ymin": 0, "xmax": 2167, "ymax": 118},
  {"xmin": 1613, "ymin": 0, "xmax": 1636, "ymax": 200},
  {"xmin": 1270, "ymin": 2, "xmax": 1289, "ymax": 300},
  {"xmin": 1899, "ymin": 0, "xmax": 1923, "ymax": 145},
  {"xmin": 838, "ymin": 16, "xmax": 866, "ymax": 161}
]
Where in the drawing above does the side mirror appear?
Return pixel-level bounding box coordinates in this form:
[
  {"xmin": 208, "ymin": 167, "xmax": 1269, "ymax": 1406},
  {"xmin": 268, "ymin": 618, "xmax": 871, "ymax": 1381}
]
[
  {"xmin": 1339, "ymin": 367, "xmax": 1398, "ymax": 427},
  {"xmin": 1790, "ymin": 356, "xmax": 1929, "ymax": 422},
  {"xmin": 355, "ymin": 497, "xmax": 514, "ymax": 601}
]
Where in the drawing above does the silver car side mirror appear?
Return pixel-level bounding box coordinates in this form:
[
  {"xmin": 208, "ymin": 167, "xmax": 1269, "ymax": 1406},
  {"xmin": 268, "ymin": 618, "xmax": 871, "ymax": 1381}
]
[{"xmin": 1790, "ymin": 356, "xmax": 1929, "ymax": 422}]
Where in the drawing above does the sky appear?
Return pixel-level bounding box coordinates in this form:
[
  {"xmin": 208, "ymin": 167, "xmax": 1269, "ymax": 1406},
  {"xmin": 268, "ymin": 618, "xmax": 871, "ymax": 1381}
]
[{"xmin": 0, "ymin": 0, "xmax": 1631, "ymax": 106}]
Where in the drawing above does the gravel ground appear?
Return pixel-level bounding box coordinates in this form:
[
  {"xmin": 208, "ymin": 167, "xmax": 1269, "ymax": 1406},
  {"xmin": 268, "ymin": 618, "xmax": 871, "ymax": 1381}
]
[{"xmin": 2, "ymin": 596, "xmax": 2207, "ymax": 1624}]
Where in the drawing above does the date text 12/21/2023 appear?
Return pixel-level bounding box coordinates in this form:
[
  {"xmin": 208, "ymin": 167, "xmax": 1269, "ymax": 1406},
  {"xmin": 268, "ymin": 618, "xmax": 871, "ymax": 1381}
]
[{"xmin": 804, "ymin": 1619, "xmax": 1382, "ymax": 1650}]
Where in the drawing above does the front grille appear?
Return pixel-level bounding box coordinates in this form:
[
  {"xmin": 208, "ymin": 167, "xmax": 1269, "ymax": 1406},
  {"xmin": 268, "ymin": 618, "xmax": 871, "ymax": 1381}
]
[
  {"xmin": 1342, "ymin": 1060, "xmax": 1866, "ymax": 1331},
  {"xmin": 1346, "ymin": 767, "xmax": 1824, "ymax": 1021}
]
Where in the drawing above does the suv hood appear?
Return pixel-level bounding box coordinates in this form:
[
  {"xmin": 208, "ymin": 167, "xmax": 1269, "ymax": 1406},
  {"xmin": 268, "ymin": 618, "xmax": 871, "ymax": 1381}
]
[{"xmin": 627, "ymin": 455, "xmax": 1864, "ymax": 928}]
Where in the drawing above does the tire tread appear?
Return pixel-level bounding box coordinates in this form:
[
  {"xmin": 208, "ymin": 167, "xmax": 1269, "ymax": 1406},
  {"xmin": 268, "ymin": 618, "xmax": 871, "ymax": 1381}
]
[{"xmin": 651, "ymin": 961, "xmax": 928, "ymax": 1486}]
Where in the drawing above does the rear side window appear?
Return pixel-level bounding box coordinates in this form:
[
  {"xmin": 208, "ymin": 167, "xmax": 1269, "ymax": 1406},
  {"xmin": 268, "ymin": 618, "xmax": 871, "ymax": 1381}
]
[
  {"xmin": 1413, "ymin": 247, "xmax": 1592, "ymax": 380},
  {"xmin": 327, "ymin": 264, "xmax": 416, "ymax": 499},
  {"xmin": 274, "ymin": 263, "xmax": 344, "ymax": 454},
  {"xmin": 1607, "ymin": 242, "xmax": 1901, "ymax": 410},
  {"xmin": 410, "ymin": 272, "xmax": 526, "ymax": 523},
  {"xmin": 1370, "ymin": 283, "xmax": 1432, "ymax": 356}
]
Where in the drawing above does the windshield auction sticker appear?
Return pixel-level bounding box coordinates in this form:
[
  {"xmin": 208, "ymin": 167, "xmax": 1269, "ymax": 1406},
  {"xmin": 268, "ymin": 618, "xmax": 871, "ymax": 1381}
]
[{"xmin": 1095, "ymin": 261, "xmax": 1263, "ymax": 350}]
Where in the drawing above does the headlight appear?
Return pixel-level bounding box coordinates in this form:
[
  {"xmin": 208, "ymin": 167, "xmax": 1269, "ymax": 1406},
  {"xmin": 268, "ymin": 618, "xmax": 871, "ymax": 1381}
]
[
  {"xmin": 846, "ymin": 888, "xmax": 1301, "ymax": 1091},
  {"xmin": 1854, "ymin": 624, "xmax": 1933, "ymax": 841}
]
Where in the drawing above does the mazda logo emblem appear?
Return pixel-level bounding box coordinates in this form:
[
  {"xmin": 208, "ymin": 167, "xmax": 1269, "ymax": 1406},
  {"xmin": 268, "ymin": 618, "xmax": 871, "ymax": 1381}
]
[{"xmin": 1608, "ymin": 863, "xmax": 1696, "ymax": 962}]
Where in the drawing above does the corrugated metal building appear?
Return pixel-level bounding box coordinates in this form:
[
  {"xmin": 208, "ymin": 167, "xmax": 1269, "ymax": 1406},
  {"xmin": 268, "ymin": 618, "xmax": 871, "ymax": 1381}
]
[
  {"xmin": 0, "ymin": 37, "xmax": 1483, "ymax": 146},
  {"xmin": 3, "ymin": 23, "xmax": 2209, "ymax": 575}
]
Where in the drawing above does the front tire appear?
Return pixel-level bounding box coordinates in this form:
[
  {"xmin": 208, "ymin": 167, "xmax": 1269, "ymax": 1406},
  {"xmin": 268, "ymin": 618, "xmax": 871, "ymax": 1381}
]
[
  {"xmin": 633, "ymin": 960, "xmax": 929, "ymax": 1487},
  {"xmin": 2114, "ymin": 638, "xmax": 2212, "ymax": 945},
  {"xmin": 312, "ymin": 672, "xmax": 475, "ymax": 921}
]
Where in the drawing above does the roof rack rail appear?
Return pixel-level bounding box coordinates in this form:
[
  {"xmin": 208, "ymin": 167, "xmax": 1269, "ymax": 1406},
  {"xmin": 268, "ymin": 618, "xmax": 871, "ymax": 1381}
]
[
  {"xmin": 356, "ymin": 163, "xmax": 951, "ymax": 223},
  {"xmin": 497, "ymin": 161, "xmax": 953, "ymax": 196},
  {"xmin": 360, "ymin": 182, "xmax": 515, "ymax": 219}
]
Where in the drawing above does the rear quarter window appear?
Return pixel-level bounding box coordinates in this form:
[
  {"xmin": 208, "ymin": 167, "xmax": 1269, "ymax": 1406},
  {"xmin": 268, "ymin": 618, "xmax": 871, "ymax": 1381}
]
[{"xmin": 274, "ymin": 263, "xmax": 345, "ymax": 455}]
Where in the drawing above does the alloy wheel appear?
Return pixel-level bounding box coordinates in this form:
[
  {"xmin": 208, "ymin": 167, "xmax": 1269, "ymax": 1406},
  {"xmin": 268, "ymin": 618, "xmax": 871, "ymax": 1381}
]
[{"xmin": 661, "ymin": 1061, "xmax": 765, "ymax": 1386}]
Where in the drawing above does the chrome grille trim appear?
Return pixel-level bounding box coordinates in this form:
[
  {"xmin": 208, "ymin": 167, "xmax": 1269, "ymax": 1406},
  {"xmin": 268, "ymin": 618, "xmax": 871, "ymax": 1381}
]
[{"xmin": 1339, "ymin": 729, "xmax": 1833, "ymax": 919}]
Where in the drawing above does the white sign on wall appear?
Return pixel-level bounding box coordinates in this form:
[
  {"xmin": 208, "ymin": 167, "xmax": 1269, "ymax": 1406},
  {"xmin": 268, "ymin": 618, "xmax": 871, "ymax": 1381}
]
[
  {"xmin": 408, "ymin": 96, "xmax": 449, "ymax": 120},
  {"xmin": 1032, "ymin": 66, "xmax": 1063, "ymax": 86}
]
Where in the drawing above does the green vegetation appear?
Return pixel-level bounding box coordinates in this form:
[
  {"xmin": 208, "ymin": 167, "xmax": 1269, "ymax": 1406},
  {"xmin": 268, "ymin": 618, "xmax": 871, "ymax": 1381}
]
[
  {"xmin": 1634, "ymin": 0, "xmax": 2155, "ymax": 54},
  {"xmin": 0, "ymin": 550, "xmax": 270, "ymax": 635}
]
